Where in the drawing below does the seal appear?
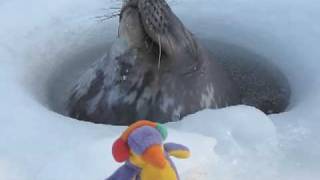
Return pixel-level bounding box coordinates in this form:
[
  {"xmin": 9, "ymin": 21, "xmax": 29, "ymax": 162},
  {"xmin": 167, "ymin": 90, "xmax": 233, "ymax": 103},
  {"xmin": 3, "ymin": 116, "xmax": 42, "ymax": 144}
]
[{"xmin": 66, "ymin": 0, "xmax": 290, "ymax": 125}]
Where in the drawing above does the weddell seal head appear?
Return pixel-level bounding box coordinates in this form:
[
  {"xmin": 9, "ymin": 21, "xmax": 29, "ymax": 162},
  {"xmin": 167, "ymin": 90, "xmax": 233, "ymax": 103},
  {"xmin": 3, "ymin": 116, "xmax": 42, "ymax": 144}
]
[{"xmin": 66, "ymin": 0, "xmax": 290, "ymax": 125}]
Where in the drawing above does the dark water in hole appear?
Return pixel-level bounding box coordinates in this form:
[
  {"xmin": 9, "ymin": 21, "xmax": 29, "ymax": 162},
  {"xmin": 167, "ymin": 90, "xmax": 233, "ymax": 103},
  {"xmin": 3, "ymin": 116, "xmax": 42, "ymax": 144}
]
[
  {"xmin": 47, "ymin": 39, "xmax": 291, "ymax": 117},
  {"xmin": 203, "ymin": 39, "xmax": 291, "ymax": 114},
  {"xmin": 47, "ymin": 44, "xmax": 110, "ymax": 114}
]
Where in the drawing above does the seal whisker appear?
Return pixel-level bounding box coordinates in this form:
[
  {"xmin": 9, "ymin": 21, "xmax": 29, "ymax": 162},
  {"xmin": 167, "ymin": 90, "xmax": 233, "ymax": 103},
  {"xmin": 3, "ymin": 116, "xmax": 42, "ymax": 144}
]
[
  {"xmin": 95, "ymin": 11, "xmax": 121, "ymax": 22},
  {"xmin": 163, "ymin": 35, "xmax": 173, "ymax": 56},
  {"xmin": 158, "ymin": 35, "xmax": 162, "ymax": 70}
]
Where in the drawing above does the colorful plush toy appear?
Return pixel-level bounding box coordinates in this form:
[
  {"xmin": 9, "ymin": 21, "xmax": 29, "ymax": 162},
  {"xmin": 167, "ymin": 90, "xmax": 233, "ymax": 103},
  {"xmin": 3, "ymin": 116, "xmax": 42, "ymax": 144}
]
[{"xmin": 106, "ymin": 120, "xmax": 190, "ymax": 180}]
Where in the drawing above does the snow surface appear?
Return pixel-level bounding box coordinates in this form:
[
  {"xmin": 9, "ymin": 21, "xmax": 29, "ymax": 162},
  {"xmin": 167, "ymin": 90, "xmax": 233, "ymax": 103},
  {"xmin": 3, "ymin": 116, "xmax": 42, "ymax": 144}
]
[{"xmin": 0, "ymin": 0, "xmax": 320, "ymax": 179}]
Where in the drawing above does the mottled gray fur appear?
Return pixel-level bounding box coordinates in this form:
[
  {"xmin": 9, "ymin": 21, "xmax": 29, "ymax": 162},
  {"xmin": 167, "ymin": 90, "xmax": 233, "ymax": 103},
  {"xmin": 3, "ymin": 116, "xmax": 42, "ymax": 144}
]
[{"xmin": 66, "ymin": 0, "xmax": 290, "ymax": 125}]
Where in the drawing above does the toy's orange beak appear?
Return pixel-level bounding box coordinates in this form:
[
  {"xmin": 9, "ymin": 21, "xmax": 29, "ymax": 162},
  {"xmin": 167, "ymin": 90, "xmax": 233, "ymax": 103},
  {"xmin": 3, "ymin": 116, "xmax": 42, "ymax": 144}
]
[{"xmin": 142, "ymin": 144, "xmax": 167, "ymax": 169}]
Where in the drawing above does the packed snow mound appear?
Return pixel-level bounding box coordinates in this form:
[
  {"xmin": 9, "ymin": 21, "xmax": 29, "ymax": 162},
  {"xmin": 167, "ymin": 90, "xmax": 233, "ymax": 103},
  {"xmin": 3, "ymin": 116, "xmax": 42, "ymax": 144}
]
[
  {"xmin": 170, "ymin": 107, "xmax": 281, "ymax": 180},
  {"xmin": 170, "ymin": 106, "xmax": 277, "ymax": 153},
  {"xmin": 0, "ymin": 0, "xmax": 320, "ymax": 180}
]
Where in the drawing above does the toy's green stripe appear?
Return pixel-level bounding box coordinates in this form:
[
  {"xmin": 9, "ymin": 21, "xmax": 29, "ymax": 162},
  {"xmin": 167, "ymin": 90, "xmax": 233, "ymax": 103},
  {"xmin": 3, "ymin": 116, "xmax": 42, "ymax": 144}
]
[{"xmin": 156, "ymin": 124, "xmax": 168, "ymax": 140}]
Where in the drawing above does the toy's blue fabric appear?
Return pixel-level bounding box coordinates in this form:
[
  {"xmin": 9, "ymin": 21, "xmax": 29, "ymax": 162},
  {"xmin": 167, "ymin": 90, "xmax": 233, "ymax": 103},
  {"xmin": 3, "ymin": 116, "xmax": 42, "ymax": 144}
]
[
  {"xmin": 128, "ymin": 126, "xmax": 163, "ymax": 155},
  {"xmin": 107, "ymin": 161, "xmax": 141, "ymax": 180}
]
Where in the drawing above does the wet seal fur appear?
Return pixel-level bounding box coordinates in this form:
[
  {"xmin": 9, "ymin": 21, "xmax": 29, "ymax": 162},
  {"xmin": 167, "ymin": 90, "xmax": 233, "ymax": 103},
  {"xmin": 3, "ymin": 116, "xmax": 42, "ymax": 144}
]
[{"xmin": 66, "ymin": 0, "xmax": 290, "ymax": 125}]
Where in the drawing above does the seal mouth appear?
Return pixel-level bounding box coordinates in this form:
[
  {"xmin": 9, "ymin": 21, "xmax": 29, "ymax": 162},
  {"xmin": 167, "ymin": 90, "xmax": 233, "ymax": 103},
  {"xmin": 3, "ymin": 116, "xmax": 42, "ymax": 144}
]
[
  {"xmin": 119, "ymin": 0, "xmax": 169, "ymax": 67},
  {"xmin": 120, "ymin": 0, "xmax": 192, "ymax": 55},
  {"xmin": 120, "ymin": 1, "xmax": 157, "ymax": 37},
  {"xmin": 119, "ymin": 1, "xmax": 139, "ymax": 20}
]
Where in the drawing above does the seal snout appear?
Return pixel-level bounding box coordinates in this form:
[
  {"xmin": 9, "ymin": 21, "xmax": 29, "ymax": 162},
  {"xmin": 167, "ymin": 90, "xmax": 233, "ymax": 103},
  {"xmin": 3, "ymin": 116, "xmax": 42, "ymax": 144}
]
[{"xmin": 138, "ymin": 0, "xmax": 169, "ymax": 34}]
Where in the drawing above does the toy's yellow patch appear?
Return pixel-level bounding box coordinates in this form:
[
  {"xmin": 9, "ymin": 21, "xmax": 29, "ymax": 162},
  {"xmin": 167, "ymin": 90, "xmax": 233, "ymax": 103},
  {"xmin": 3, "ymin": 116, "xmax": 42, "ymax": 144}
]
[
  {"xmin": 139, "ymin": 162, "xmax": 177, "ymax": 180},
  {"xmin": 169, "ymin": 150, "xmax": 191, "ymax": 159},
  {"xmin": 130, "ymin": 152, "xmax": 146, "ymax": 167},
  {"xmin": 130, "ymin": 152, "xmax": 177, "ymax": 180}
]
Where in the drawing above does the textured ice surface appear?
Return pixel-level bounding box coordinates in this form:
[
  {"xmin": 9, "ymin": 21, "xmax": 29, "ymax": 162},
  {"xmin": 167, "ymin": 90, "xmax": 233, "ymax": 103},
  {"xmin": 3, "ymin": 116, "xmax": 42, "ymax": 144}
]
[{"xmin": 0, "ymin": 0, "xmax": 320, "ymax": 180}]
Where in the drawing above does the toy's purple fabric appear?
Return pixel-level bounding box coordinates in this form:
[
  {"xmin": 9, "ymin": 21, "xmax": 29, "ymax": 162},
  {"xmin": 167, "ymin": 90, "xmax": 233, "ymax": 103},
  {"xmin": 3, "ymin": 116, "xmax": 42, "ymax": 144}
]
[
  {"xmin": 128, "ymin": 126, "xmax": 163, "ymax": 155},
  {"xmin": 106, "ymin": 161, "xmax": 141, "ymax": 180},
  {"xmin": 106, "ymin": 151, "xmax": 182, "ymax": 180},
  {"xmin": 164, "ymin": 143, "xmax": 190, "ymax": 153}
]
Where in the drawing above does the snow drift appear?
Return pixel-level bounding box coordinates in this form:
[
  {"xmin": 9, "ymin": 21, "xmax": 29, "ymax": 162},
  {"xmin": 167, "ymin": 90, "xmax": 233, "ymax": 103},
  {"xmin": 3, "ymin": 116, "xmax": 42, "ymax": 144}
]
[{"xmin": 0, "ymin": 0, "xmax": 319, "ymax": 180}]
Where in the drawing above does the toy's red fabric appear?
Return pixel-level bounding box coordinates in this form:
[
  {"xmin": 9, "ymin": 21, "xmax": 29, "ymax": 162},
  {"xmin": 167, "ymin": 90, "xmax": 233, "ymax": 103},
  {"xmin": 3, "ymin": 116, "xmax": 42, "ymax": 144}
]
[{"xmin": 112, "ymin": 138, "xmax": 130, "ymax": 162}]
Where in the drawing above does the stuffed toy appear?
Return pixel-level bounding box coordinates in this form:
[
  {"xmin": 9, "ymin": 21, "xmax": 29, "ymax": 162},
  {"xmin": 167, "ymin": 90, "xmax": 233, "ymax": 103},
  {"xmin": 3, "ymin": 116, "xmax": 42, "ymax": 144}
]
[{"xmin": 106, "ymin": 120, "xmax": 190, "ymax": 180}]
